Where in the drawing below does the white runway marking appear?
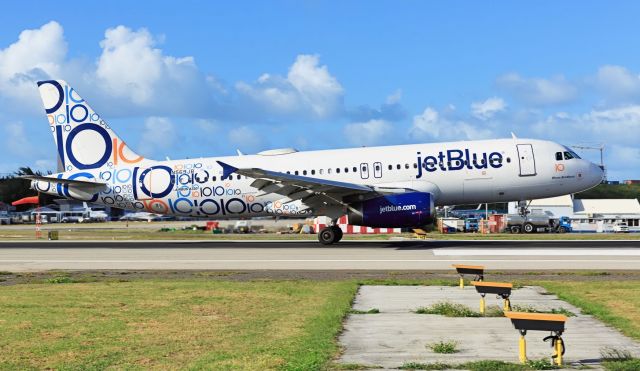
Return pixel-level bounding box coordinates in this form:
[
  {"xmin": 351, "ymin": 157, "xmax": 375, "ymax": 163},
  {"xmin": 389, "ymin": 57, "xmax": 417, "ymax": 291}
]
[{"xmin": 433, "ymin": 248, "xmax": 640, "ymax": 256}]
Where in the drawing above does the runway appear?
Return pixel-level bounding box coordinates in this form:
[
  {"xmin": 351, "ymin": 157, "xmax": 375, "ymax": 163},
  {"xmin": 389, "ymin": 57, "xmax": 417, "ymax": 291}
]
[{"xmin": 1, "ymin": 240, "xmax": 639, "ymax": 271}]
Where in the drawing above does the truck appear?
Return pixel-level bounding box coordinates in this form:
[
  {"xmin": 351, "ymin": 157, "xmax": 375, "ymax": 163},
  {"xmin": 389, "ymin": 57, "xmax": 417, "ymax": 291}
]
[
  {"xmin": 506, "ymin": 214, "xmax": 572, "ymax": 234},
  {"xmin": 464, "ymin": 217, "xmax": 479, "ymax": 232}
]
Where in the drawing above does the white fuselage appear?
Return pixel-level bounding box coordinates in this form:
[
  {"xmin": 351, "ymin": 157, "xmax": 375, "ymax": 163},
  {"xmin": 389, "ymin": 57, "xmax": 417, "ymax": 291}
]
[{"xmin": 33, "ymin": 138, "xmax": 604, "ymax": 219}]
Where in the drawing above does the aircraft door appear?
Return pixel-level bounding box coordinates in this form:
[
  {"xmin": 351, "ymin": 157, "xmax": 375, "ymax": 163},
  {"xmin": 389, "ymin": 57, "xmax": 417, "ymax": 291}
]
[
  {"xmin": 360, "ymin": 163, "xmax": 370, "ymax": 179},
  {"xmin": 373, "ymin": 162, "xmax": 382, "ymax": 178},
  {"xmin": 516, "ymin": 144, "xmax": 537, "ymax": 176}
]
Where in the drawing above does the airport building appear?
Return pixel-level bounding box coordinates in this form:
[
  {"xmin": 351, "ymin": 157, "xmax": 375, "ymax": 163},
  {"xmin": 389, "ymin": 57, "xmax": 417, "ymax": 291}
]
[{"xmin": 508, "ymin": 195, "xmax": 640, "ymax": 233}]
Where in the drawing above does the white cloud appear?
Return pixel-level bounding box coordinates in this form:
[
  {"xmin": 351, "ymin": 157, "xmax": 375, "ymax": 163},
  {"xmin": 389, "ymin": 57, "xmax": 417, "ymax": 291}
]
[
  {"xmin": 137, "ymin": 117, "xmax": 177, "ymax": 158},
  {"xmin": 470, "ymin": 97, "xmax": 506, "ymax": 120},
  {"xmin": 344, "ymin": 119, "xmax": 392, "ymax": 146},
  {"xmin": 411, "ymin": 107, "xmax": 493, "ymax": 141},
  {"xmin": 236, "ymin": 54, "xmax": 344, "ymax": 119},
  {"xmin": 0, "ymin": 21, "xmax": 66, "ymax": 111},
  {"xmin": 594, "ymin": 65, "xmax": 640, "ymax": 99},
  {"xmin": 95, "ymin": 25, "xmax": 204, "ymax": 110},
  {"xmin": 497, "ymin": 73, "xmax": 577, "ymax": 106}
]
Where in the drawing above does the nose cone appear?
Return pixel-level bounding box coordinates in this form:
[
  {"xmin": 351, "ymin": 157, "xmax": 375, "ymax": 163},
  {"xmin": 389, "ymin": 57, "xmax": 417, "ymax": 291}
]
[{"xmin": 586, "ymin": 162, "xmax": 604, "ymax": 187}]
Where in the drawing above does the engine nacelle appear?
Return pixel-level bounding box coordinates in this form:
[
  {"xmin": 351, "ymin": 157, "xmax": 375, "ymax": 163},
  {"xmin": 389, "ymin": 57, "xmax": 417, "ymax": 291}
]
[{"xmin": 347, "ymin": 192, "xmax": 435, "ymax": 228}]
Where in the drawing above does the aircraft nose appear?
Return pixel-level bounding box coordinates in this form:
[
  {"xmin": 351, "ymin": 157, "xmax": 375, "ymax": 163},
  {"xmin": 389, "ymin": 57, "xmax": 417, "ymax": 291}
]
[{"xmin": 586, "ymin": 161, "xmax": 604, "ymax": 186}]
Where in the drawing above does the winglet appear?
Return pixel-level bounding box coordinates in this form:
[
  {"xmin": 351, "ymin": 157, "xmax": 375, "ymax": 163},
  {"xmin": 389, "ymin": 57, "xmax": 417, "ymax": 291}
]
[{"xmin": 216, "ymin": 161, "xmax": 238, "ymax": 179}]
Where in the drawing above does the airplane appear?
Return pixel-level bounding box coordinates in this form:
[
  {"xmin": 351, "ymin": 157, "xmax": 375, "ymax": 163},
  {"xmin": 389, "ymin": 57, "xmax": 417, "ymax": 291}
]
[{"xmin": 23, "ymin": 80, "xmax": 604, "ymax": 244}]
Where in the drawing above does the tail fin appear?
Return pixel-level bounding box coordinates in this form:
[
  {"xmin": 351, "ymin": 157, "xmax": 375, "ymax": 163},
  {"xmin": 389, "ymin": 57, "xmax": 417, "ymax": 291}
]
[{"xmin": 37, "ymin": 80, "xmax": 146, "ymax": 172}]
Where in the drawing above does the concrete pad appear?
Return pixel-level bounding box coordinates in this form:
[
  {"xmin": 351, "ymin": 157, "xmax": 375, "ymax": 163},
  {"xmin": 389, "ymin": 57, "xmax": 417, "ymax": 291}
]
[{"xmin": 339, "ymin": 285, "xmax": 640, "ymax": 369}]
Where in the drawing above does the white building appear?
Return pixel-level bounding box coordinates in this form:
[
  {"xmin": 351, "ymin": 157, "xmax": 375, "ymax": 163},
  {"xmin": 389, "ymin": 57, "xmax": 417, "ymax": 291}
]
[{"xmin": 508, "ymin": 195, "xmax": 640, "ymax": 233}]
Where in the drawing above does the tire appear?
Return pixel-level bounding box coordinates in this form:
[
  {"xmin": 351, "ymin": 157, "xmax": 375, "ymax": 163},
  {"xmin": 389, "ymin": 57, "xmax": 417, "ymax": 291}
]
[
  {"xmin": 318, "ymin": 227, "xmax": 337, "ymax": 245},
  {"xmin": 332, "ymin": 226, "xmax": 343, "ymax": 242},
  {"xmin": 523, "ymin": 223, "xmax": 535, "ymax": 233},
  {"xmin": 558, "ymin": 226, "xmax": 567, "ymax": 233},
  {"xmin": 510, "ymin": 225, "xmax": 521, "ymax": 234}
]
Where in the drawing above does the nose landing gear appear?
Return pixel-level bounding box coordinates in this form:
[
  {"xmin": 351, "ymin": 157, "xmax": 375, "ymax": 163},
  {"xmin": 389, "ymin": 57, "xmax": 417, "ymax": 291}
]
[{"xmin": 318, "ymin": 225, "xmax": 343, "ymax": 245}]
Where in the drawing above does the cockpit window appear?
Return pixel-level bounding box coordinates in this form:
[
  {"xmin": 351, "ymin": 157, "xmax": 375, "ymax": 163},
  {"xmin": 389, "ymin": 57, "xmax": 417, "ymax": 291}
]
[
  {"xmin": 563, "ymin": 151, "xmax": 574, "ymax": 160},
  {"xmin": 555, "ymin": 152, "xmax": 563, "ymax": 161},
  {"xmin": 569, "ymin": 150, "xmax": 581, "ymax": 159}
]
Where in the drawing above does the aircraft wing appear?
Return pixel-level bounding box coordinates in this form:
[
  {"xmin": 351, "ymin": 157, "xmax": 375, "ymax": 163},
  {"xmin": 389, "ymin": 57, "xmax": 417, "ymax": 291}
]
[{"xmin": 216, "ymin": 161, "xmax": 374, "ymax": 207}]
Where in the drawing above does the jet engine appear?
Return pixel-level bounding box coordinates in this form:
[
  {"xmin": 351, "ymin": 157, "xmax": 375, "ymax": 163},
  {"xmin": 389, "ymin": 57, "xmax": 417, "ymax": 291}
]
[{"xmin": 347, "ymin": 192, "xmax": 435, "ymax": 228}]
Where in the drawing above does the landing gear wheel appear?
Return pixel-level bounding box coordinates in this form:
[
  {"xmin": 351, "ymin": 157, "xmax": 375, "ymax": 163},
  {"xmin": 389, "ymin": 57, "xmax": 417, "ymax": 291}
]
[
  {"xmin": 523, "ymin": 222, "xmax": 535, "ymax": 234},
  {"xmin": 510, "ymin": 225, "xmax": 522, "ymax": 234},
  {"xmin": 332, "ymin": 226, "xmax": 343, "ymax": 242},
  {"xmin": 318, "ymin": 227, "xmax": 337, "ymax": 245}
]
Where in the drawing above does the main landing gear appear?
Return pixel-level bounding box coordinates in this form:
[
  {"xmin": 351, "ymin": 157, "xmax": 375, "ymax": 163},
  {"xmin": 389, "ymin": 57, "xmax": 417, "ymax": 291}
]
[{"xmin": 318, "ymin": 225, "xmax": 343, "ymax": 245}]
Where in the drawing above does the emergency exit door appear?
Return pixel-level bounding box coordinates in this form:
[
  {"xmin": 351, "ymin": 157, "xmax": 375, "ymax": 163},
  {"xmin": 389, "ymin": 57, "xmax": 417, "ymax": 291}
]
[{"xmin": 516, "ymin": 144, "xmax": 537, "ymax": 176}]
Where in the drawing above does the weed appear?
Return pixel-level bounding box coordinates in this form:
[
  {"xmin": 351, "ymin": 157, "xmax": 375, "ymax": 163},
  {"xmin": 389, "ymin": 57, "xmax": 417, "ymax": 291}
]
[
  {"xmin": 46, "ymin": 276, "xmax": 73, "ymax": 284},
  {"xmin": 0, "ymin": 271, "xmax": 12, "ymax": 275},
  {"xmin": 460, "ymin": 360, "xmax": 527, "ymax": 371},
  {"xmin": 526, "ymin": 358, "xmax": 558, "ymax": 370},
  {"xmin": 348, "ymin": 308, "xmax": 380, "ymax": 314},
  {"xmin": 414, "ymin": 302, "xmax": 480, "ymax": 317},
  {"xmin": 399, "ymin": 362, "xmax": 452, "ymax": 370},
  {"xmin": 600, "ymin": 347, "xmax": 633, "ymax": 361},
  {"xmin": 428, "ymin": 340, "xmax": 458, "ymax": 354},
  {"xmin": 332, "ymin": 363, "xmax": 382, "ymax": 370}
]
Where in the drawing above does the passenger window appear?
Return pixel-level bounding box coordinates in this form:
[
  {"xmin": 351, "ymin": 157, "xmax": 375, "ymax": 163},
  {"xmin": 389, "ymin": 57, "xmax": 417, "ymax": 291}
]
[
  {"xmin": 328, "ymin": 168, "xmax": 332, "ymax": 174},
  {"xmin": 295, "ymin": 171, "xmax": 299, "ymax": 175},
  {"xmin": 336, "ymin": 168, "xmax": 341, "ymax": 173},
  {"xmin": 344, "ymin": 167, "xmax": 349, "ymax": 173},
  {"xmin": 212, "ymin": 176, "xmax": 217, "ymax": 181},
  {"xmin": 375, "ymin": 165, "xmax": 380, "ymax": 171},
  {"xmin": 353, "ymin": 166, "xmax": 357, "ymax": 172},
  {"xmin": 303, "ymin": 170, "xmax": 307, "ymax": 175},
  {"xmin": 413, "ymin": 163, "xmax": 417, "ymax": 169},
  {"xmin": 396, "ymin": 164, "xmax": 401, "ymax": 169},
  {"xmin": 311, "ymin": 170, "xmax": 316, "ymax": 175},
  {"xmin": 319, "ymin": 169, "xmax": 323, "ymax": 175},
  {"xmin": 237, "ymin": 175, "xmax": 241, "ymax": 180},
  {"xmin": 564, "ymin": 151, "xmax": 574, "ymax": 160},
  {"xmin": 228, "ymin": 175, "xmax": 233, "ymax": 180},
  {"xmin": 506, "ymin": 158, "xmax": 511, "ymax": 163},
  {"xmin": 388, "ymin": 164, "xmax": 392, "ymax": 170},
  {"xmin": 405, "ymin": 164, "xmax": 409, "ymax": 169},
  {"xmin": 555, "ymin": 152, "xmax": 563, "ymax": 161}
]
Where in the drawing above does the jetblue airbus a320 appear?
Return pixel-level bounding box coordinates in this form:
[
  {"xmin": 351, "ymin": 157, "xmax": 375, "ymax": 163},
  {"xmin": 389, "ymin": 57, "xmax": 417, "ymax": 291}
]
[{"xmin": 26, "ymin": 80, "xmax": 604, "ymax": 244}]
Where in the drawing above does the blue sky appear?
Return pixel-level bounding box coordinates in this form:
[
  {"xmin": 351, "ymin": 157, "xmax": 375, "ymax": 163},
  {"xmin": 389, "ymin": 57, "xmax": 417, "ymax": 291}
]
[{"xmin": 0, "ymin": 1, "xmax": 638, "ymax": 180}]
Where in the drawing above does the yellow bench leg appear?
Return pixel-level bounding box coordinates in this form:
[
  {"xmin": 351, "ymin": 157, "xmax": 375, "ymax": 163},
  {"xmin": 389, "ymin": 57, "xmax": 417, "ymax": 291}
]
[
  {"xmin": 519, "ymin": 335, "xmax": 527, "ymax": 364},
  {"xmin": 555, "ymin": 337, "xmax": 563, "ymax": 366},
  {"xmin": 459, "ymin": 277, "xmax": 464, "ymax": 289},
  {"xmin": 503, "ymin": 298, "xmax": 511, "ymax": 311},
  {"xmin": 480, "ymin": 296, "xmax": 486, "ymax": 315}
]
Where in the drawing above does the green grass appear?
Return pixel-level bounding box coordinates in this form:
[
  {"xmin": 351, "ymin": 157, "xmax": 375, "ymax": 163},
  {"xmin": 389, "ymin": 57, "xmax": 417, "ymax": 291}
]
[
  {"xmin": 428, "ymin": 340, "xmax": 458, "ymax": 354},
  {"xmin": 0, "ymin": 280, "xmax": 356, "ymax": 370},
  {"xmin": 603, "ymin": 359, "xmax": 640, "ymax": 371},
  {"xmin": 535, "ymin": 281, "xmax": 640, "ymax": 340},
  {"xmin": 510, "ymin": 304, "xmax": 576, "ymax": 317}
]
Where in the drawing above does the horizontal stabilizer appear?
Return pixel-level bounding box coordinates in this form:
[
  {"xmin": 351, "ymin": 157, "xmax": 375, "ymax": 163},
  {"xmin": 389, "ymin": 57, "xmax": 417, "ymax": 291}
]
[{"xmin": 19, "ymin": 175, "xmax": 107, "ymax": 188}]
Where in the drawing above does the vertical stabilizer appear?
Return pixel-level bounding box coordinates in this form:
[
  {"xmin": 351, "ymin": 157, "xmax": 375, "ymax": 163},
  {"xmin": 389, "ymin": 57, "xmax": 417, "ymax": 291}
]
[{"xmin": 37, "ymin": 80, "xmax": 146, "ymax": 171}]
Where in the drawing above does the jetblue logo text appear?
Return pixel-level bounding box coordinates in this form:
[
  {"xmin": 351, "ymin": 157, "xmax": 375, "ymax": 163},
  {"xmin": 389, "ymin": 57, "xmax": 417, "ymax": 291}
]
[
  {"xmin": 416, "ymin": 149, "xmax": 503, "ymax": 179},
  {"xmin": 379, "ymin": 204, "xmax": 417, "ymax": 214}
]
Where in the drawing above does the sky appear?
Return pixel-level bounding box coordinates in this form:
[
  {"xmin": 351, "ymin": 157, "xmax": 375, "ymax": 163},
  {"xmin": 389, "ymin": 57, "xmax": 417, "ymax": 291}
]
[{"xmin": 0, "ymin": 1, "xmax": 638, "ymax": 180}]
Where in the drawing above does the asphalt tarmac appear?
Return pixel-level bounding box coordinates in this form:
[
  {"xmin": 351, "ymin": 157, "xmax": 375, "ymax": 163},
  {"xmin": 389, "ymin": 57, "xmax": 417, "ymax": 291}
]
[{"xmin": 1, "ymin": 239, "xmax": 639, "ymax": 271}]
